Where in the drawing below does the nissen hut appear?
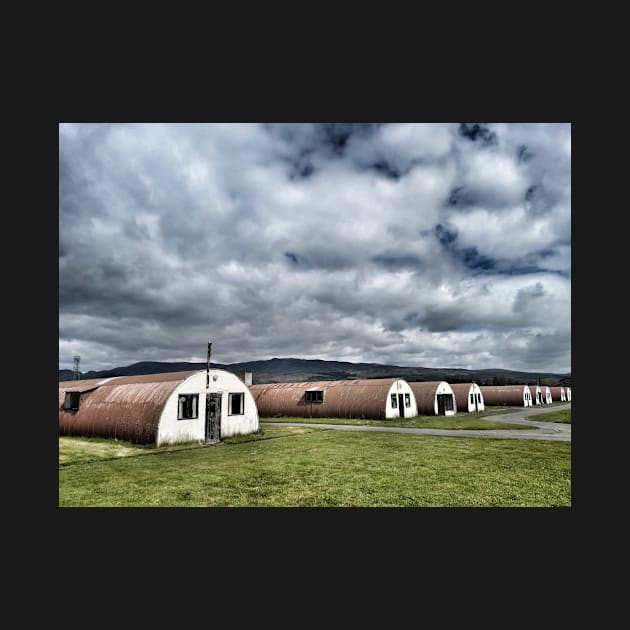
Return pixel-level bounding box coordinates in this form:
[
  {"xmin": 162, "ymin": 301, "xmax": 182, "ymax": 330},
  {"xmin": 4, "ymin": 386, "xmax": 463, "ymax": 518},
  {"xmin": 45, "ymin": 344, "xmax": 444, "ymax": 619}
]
[
  {"xmin": 408, "ymin": 381, "xmax": 457, "ymax": 416},
  {"xmin": 479, "ymin": 385, "xmax": 532, "ymax": 407},
  {"xmin": 249, "ymin": 378, "xmax": 418, "ymax": 420},
  {"xmin": 450, "ymin": 382, "xmax": 485, "ymax": 413},
  {"xmin": 530, "ymin": 384, "xmax": 544, "ymax": 405},
  {"xmin": 549, "ymin": 386, "xmax": 566, "ymax": 402},
  {"xmin": 59, "ymin": 369, "xmax": 259, "ymax": 446}
]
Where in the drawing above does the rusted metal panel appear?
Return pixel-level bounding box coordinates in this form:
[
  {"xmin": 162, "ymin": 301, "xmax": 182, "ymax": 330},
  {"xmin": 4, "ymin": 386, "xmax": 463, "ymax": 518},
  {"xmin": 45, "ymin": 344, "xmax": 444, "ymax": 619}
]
[
  {"xmin": 479, "ymin": 385, "xmax": 530, "ymax": 406},
  {"xmin": 249, "ymin": 378, "xmax": 398, "ymax": 420},
  {"xmin": 59, "ymin": 372, "xmax": 198, "ymax": 444},
  {"xmin": 549, "ymin": 386, "xmax": 565, "ymax": 401},
  {"xmin": 450, "ymin": 383, "xmax": 473, "ymax": 411},
  {"xmin": 59, "ymin": 377, "xmax": 110, "ymax": 393},
  {"xmin": 408, "ymin": 381, "xmax": 454, "ymax": 415}
]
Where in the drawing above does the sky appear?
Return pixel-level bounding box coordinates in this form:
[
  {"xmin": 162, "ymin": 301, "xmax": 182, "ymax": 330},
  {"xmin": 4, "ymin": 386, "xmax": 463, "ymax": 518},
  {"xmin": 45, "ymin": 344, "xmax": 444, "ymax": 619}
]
[{"xmin": 59, "ymin": 123, "xmax": 571, "ymax": 374}]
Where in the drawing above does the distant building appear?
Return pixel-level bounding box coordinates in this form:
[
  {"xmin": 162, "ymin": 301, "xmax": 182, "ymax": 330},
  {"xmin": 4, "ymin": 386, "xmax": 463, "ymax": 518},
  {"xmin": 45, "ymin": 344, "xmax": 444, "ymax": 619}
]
[
  {"xmin": 249, "ymin": 378, "xmax": 418, "ymax": 420},
  {"xmin": 479, "ymin": 385, "xmax": 533, "ymax": 407},
  {"xmin": 529, "ymin": 384, "xmax": 544, "ymax": 405},
  {"xmin": 408, "ymin": 381, "xmax": 457, "ymax": 416},
  {"xmin": 549, "ymin": 386, "xmax": 566, "ymax": 402},
  {"xmin": 450, "ymin": 382, "xmax": 485, "ymax": 413},
  {"xmin": 59, "ymin": 369, "xmax": 259, "ymax": 446}
]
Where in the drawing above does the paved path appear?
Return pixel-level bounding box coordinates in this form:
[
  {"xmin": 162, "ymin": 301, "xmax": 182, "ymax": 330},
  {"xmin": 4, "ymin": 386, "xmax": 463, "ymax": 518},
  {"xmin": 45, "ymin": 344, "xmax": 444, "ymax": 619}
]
[{"xmin": 261, "ymin": 403, "xmax": 571, "ymax": 442}]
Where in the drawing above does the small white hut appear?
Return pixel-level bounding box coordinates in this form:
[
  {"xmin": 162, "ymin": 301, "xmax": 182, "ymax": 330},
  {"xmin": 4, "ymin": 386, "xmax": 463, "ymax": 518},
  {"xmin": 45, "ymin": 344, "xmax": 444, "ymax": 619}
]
[
  {"xmin": 59, "ymin": 369, "xmax": 259, "ymax": 446},
  {"xmin": 450, "ymin": 383, "xmax": 485, "ymax": 413},
  {"xmin": 549, "ymin": 386, "xmax": 566, "ymax": 402},
  {"xmin": 408, "ymin": 381, "xmax": 457, "ymax": 416},
  {"xmin": 479, "ymin": 385, "xmax": 533, "ymax": 407}
]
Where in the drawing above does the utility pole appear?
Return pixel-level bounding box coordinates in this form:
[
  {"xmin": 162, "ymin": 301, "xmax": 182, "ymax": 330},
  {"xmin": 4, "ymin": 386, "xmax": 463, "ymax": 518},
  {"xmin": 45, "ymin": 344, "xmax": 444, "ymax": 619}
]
[
  {"xmin": 72, "ymin": 355, "xmax": 81, "ymax": 380},
  {"xmin": 206, "ymin": 341, "xmax": 212, "ymax": 388}
]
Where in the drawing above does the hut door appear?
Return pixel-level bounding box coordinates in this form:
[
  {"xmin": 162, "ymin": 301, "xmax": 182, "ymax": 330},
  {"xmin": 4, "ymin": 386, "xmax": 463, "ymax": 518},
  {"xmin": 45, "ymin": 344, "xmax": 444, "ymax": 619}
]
[
  {"xmin": 398, "ymin": 394, "xmax": 405, "ymax": 418},
  {"xmin": 205, "ymin": 394, "xmax": 221, "ymax": 443},
  {"xmin": 437, "ymin": 394, "xmax": 446, "ymax": 415}
]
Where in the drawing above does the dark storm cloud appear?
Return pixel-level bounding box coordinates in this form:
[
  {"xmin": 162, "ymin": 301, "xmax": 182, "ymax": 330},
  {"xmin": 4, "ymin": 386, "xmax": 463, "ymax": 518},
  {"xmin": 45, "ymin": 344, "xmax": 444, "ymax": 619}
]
[
  {"xmin": 459, "ymin": 123, "xmax": 498, "ymax": 146},
  {"xmin": 59, "ymin": 123, "xmax": 570, "ymax": 373}
]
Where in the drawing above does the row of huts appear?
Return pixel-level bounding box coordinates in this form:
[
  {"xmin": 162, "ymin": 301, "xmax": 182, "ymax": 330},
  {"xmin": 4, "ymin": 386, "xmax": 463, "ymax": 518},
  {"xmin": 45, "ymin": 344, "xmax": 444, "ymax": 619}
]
[
  {"xmin": 59, "ymin": 369, "xmax": 571, "ymax": 447},
  {"xmin": 248, "ymin": 381, "xmax": 571, "ymax": 419}
]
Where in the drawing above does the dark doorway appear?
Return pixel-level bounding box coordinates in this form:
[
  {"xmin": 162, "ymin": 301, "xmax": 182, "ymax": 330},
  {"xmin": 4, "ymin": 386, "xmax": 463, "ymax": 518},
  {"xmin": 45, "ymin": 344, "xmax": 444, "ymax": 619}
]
[
  {"xmin": 398, "ymin": 394, "xmax": 405, "ymax": 418},
  {"xmin": 437, "ymin": 394, "xmax": 454, "ymax": 415},
  {"xmin": 205, "ymin": 393, "xmax": 221, "ymax": 443}
]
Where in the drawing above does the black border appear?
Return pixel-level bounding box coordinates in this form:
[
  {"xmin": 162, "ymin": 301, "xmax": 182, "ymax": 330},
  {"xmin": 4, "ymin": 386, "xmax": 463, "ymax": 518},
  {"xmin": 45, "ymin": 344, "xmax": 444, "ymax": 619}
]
[{"xmin": 50, "ymin": 75, "xmax": 576, "ymax": 582}]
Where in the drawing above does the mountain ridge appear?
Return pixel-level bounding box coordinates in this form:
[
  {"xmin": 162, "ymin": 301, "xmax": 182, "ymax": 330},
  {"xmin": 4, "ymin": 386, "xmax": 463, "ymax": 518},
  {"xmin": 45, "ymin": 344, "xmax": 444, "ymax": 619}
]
[{"xmin": 59, "ymin": 358, "xmax": 571, "ymax": 386}]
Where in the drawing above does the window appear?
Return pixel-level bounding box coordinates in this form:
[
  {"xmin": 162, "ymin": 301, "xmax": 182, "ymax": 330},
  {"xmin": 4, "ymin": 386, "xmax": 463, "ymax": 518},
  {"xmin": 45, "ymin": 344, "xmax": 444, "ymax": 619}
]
[
  {"xmin": 404, "ymin": 393, "xmax": 410, "ymax": 407},
  {"xmin": 391, "ymin": 393, "xmax": 397, "ymax": 408},
  {"xmin": 470, "ymin": 393, "xmax": 474, "ymax": 404},
  {"xmin": 64, "ymin": 392, "xmax": 80, "ymax": 411},
  {"xmin": 229, "ymin": 392, "xmax": 244, "ymax": 415},
  {"xmin": 476, "ymin": 394, "xmax": 481, "ymax": 403},
  {"xmin": 305, "ymin": 390, "xmax": 324, "ymax": 403},
  {"xmin": 178, "ymin": 394, "xmax": 198, "ymax": 420}
]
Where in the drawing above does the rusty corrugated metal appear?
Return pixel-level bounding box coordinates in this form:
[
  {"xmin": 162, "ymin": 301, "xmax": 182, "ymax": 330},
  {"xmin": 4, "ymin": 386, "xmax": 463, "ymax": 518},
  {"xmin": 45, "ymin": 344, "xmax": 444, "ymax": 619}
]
[
  {"xmin": 408, "ymin": 381, "xmax": 455, "ymax": 415},
  {"xmin": 59, "ymin": 371, "xmax": 201, "ymax": 444},
  {"xmin": 249, "ymin": 378, "xmax": 398, "ymax": 420},
  {"xmin": 549, "ymin": 386, "xmax": 565, "ymax": 401},
  {"xmin": 479, "ymin": 385, "xmax": 530, "ymax": 406},
  {"xmin": 59, "ymin": 377, "xmax": 111, "ymax": 393},
  {"xmin": 449, "ymin": 383, "xmax": 475, "ymax": 411}
]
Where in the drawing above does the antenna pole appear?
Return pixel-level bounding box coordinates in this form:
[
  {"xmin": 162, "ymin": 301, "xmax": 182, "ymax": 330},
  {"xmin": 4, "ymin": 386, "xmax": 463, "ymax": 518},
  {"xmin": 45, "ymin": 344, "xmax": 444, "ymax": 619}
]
[
  {"xmin": 206, "ymin": 341, "xmax": 212, "ymax": 388},
  {"xmin": 72, "ymin": 355, "xmax": 81, "ymax": 381}
]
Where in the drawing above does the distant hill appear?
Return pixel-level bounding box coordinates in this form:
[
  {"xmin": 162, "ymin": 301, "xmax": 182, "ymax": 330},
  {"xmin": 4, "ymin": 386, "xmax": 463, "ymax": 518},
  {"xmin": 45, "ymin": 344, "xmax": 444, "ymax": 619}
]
[{"xmin": 59, "ymin": 358, "xmax": 571, "ymax": 387}]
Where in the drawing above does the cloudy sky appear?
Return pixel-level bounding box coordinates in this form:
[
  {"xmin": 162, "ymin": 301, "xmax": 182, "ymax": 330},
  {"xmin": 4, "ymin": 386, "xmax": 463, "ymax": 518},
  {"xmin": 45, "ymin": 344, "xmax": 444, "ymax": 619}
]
[{"xmin": 59, "ymin": 123, "xmax": 571, "ymax": 374}]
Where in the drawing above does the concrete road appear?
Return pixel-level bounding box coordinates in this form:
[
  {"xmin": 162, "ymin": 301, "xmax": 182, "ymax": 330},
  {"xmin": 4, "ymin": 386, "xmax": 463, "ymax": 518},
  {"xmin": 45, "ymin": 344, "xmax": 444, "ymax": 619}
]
[{"xmin": 261, "ymin": 403, "xmax": 571, "ymax": 442}]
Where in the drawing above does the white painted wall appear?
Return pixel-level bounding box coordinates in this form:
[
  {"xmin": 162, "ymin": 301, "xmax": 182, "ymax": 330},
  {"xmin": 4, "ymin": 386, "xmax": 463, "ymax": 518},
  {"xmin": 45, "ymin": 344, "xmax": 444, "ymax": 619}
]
[
  {"xmin": 156, "ymin": 370, "xmax": 259, "ymax": 446},
  {"xmin": 433, "ymin": 381, "xmax": 457, "ymax": 416},
  {"xmin": 530, "ymin": 386, "xmax": 542, "ymax": 405},
  {"xmin": 523, "ymin": 387, "xmax": 533, "ymax": 407},
  {"xmin": 544, "ymin": 387, "xmax": 553, "ymax": 404},
  {"xmin": 384, "ymin": 380, "xmax": 418, "ymax": 419},
  {"xmin": 468, "ymin": 383, "xmax": 485, "ymax": 412},
  {"xmin": 566, "ymin": 387, "xmax": 571, "ymax": 401}
]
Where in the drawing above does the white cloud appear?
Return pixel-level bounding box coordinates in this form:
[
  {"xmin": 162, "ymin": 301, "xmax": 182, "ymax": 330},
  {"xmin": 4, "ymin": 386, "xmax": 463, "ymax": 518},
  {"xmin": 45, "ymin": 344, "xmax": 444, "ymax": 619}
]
[{"xmin": 59, "ymin": 123, "xmax": 571, "ymax": 374}]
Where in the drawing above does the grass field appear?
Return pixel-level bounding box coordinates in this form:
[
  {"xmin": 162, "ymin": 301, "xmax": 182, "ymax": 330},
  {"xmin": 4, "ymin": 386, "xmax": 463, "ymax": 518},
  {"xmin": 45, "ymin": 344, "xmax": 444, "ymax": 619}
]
[
  {"xmin": 527, "ymin": 409, "xmax": 571, "ymax": 424},
  {"xmin": 259, "ymin": 414, "xmax": 534, "ymax": 430},
  {"xmin": 59, "ymin": 426, "xmax": 571, "ymax": 507}
]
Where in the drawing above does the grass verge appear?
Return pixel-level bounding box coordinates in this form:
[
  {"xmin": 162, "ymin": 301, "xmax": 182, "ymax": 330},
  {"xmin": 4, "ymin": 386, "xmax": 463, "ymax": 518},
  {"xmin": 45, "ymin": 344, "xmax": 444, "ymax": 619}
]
[
  {"xmin": 259, "ymin": 414, "xmax": 533, "ymax": 430},
  {"xmin": 527, "ymin": 409, "xmax": 571, "ymax": 424},
  {"xmin": 59, "ymin": 426, "xmax": 570, "ymax": 507}
]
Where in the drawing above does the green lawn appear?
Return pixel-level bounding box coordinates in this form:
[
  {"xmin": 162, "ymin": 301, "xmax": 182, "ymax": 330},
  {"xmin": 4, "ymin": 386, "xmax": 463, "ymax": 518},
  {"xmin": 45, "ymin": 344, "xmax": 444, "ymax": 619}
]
[
  {"xmin": 528, "ymin": 409, "xmax": 571, "ymax": 424},
  {"xmin": 59, "ymin": 426, "xmax": 571, "ymax": 507},
  {"xmin": 260, "ymin": 414, "xmax": 533, "ymax": 430}
]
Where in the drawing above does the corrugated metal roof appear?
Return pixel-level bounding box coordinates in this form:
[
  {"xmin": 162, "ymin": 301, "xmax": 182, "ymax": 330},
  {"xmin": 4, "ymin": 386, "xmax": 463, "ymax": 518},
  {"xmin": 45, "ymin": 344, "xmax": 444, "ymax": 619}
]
[
  {"xmin": 549, "ymin": 386, "xmax": 565, "ymax": 401},
  {"xmin": 449, "ymin": 383, "xmax": 476, "ymax": 410},
  {"xmin": 479, "ymin": 385, "xmax": 530, "ymax": 406},
  {"xmin": 59, "ymin": 370, "xmax": 202, "ymax": 444},
  {"xmin": 249, "ymin": 378, "xmax": 399, "ymax": 420},
  {"xmin": 408, "ymin": 381, "xmax": 455, "ymax": 415},
  {"xmin": 59, "ymin": 377, "xmax": 112, "ymax": 393}
]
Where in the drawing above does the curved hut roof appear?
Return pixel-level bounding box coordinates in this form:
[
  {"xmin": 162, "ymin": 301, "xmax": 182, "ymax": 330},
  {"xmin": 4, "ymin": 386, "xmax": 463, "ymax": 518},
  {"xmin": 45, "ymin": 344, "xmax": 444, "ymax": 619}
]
[
  {"xmin": 59, "ymin": 370, "xmax": 200, "ymax": 443},
  {"xmin": 449, "ymin": 383, "xmax": 479, "ymax": 410},
  {"xmin": 479, "ymin": 385, "xmax": 530, "ymax": 406},
  {"xmin": 408, "ymin": 381, "xmax": 455, "ymax": 415},
  {"xmin": 249, "ymin": 378, "xmax": 401, "ymax": 419}
]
